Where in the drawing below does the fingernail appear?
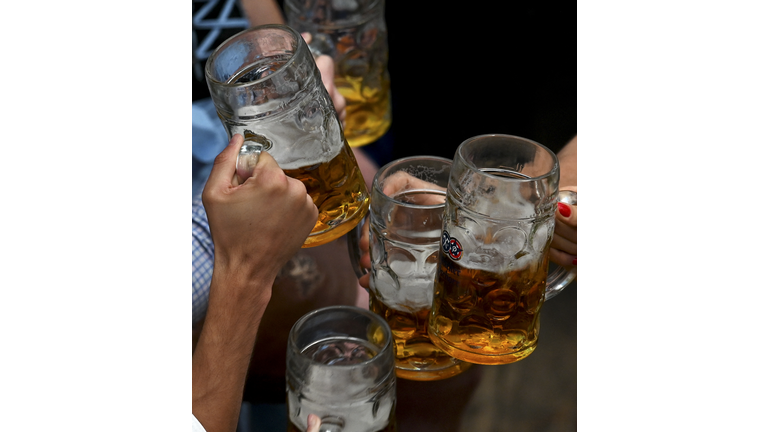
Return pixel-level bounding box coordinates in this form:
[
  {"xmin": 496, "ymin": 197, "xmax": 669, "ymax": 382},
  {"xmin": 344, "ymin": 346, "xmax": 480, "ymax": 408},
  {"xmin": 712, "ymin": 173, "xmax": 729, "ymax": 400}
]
[
  {"xmin": 558, "ymin": 202, "xmax": 571, "ymax": 218},
  {"xmin": 572, "ymin": 258, "xmax": 577, "ymax": 266}
]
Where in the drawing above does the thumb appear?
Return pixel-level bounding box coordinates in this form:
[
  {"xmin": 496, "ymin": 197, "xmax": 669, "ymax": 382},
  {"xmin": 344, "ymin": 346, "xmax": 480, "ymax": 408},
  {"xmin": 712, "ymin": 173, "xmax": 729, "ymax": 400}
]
[{"xmin": 207, "ymin": 134, "xmax": 244, "ymax": 189}]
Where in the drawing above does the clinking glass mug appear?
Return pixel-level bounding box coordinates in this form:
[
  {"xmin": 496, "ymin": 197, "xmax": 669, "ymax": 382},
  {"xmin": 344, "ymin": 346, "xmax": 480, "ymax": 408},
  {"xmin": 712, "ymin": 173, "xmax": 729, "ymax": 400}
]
[
  {"xmin": 205, "ymin": 24, "xmax": 370, "ymax": 247},
  {"xmin": 284, "ymin": 0, "xmax": 392, "ymax": 148},
  {"xmin": 286, "ymin": 306, "xmax": 397, "ymax": 432},
  {"xmin": 348, "ymin": 156, "xmax": 472, "ymax": 381},
  {"xmin": 427, "ymin": 134, "xmax": 577, "ymax": 365}
]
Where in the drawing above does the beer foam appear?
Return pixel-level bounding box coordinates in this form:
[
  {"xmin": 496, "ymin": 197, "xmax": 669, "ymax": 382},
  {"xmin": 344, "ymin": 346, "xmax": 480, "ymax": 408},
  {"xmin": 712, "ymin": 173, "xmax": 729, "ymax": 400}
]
[
  {"xmin": 230, "ymin": 80, "xmax": 344, "ymax": 170},
  {"xmin": 449, "ymin": 224, "xmax": 543, "ymax": 274},
  {"xmin": 372, "ymin": 261, "xmax": 436, "ymax": 312},
  {"xmin": 462, "ymin": 246, "xmax": 541, "ymax": 274},
  {"xmin": 275, "ymin": 131, "xmax": 343, "ymax": 170},
  {"xmin": 473, "ymin": 195, "xmax": 535, "ymax": 220},
  {"xmin": 456, "ymin": 172, "xmax": 537, "ymax": 219}
]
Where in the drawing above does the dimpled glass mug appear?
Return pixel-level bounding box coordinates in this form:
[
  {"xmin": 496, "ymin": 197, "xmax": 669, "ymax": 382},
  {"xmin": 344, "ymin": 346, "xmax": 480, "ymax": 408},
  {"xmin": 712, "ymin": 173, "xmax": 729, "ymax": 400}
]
[
  {"xmin": 350, "ymin": 156, "xmax": 472, "ymax": 381},
  {"xmin": 284, "ymin": 0, "xmax": 391, "ymax": 147},
  {"xmin": 428, "ymin": 135, "xmax": 577, "ymax": 365},
  {"xmin": 205, "ymin": 24, "xmax": 370, "ymax": 247},
  {"xmin": 286, "ymin": 306, "xmax": 397, "ymax": 432}
]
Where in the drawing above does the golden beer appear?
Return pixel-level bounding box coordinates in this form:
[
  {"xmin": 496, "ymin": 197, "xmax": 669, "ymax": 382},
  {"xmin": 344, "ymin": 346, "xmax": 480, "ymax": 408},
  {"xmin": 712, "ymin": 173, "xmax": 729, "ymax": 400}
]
[
  {"xmin": 336, "ymin": 74, "xmax": 391, "ymax": 148},
  {"xmin": 284, "ymin": 142, "xmax": 370, "ymax": 247},
  {"xmin": 370, "ymin": 294, "xmax": 472, "ymax": 381},
  {"xmin": 426, "ymin": 134, "xmax": 576, "ymax": 365},
  {"xmin": 428, "ymin": 249, "xmax": 550, "ymax": 365}
]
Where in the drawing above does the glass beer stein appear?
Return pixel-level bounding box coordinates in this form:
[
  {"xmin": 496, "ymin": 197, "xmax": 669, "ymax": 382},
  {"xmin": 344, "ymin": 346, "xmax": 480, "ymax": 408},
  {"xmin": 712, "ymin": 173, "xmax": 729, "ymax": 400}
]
[
  {"xmin": 205, "ymin": 24, "xmax": 370, "ymax": 247},
  {"xmin": 428, "ymin": 135, "xmax": 577, "ymax": 365},
  {"xmin": 350, "ymin": 156, "xmax": 472, "ymax": 381},
  {"xmin": 284, "ymin": 0, "xmax": 392, "ymax": 147},
  {"xmin": 286, "ymin": 306, "xmax": 397, "ymax": 432}
]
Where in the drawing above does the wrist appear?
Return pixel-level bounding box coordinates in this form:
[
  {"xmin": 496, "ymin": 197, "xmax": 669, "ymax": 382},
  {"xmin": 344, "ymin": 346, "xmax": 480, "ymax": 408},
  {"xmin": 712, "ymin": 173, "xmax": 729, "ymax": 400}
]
[
  {"xmin": 213, "ymin": 249, "xmax": 282, "ymax": 286},
  {"xmin": 208, "ymin": 262, "xmax": 275, "ymax": 318}
]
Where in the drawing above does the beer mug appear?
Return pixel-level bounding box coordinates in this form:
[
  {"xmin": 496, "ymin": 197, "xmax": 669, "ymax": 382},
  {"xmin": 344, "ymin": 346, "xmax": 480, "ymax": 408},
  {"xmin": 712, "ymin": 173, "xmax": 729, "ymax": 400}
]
[
  {"xmin": 350, "ymin": 156, "xmax": 472, "ymax": 381},
  {"xmin": 205, "ymin": 24, "xmax": 370, "ymax": 247},
  {"xmin": 428, "ymin": 135, "xmax": 577, "ymax": 365},
  {"xmin": 286, "ymin": 306, "xmax": 397, "ymax": 432},
  {"xmin": 284, "ymin": 0, "xmax": 391, "ymax": 147}
]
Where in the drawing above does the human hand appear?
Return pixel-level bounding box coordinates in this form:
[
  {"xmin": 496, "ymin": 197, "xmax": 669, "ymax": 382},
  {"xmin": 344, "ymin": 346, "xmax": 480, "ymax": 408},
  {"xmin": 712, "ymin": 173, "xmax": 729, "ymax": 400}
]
[
  {"xmin": 306, "ymin": 414, "xmax": 321, "ymax": 432},
  {"xmin": 549, "ymin": 186, "xmax": 577, "ymax": 268},
  {"xmin": 301, "ymin": 32, "xmax": 347, "ymax": 125},
  {"xmin": 379, "ymin": 171, "xmax": 447, "ymax": 203},
  {"xmin": 202, "ymin": 134, "xmax": 319, "ymax": 291}
]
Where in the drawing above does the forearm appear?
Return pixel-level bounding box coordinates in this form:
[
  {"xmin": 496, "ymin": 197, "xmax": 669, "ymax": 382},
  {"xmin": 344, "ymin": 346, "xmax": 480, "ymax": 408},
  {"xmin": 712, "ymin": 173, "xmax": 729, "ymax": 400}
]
[
  {"xmin": 192, "ymin": 269, "xmax": 273, "ymax": 432},
  {"xmin": 558, "ymin": 135, "xmax": 577, "ymax": 188},
  {"xmin": 241, "ymin": 0, "xmax": 285, "ymax": 26}
]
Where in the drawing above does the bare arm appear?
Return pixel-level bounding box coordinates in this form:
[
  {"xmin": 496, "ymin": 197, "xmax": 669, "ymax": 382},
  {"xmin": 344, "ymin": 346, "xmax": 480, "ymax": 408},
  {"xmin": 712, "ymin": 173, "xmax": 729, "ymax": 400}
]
[
  {"xmin": 192, "ymin": 269, "xmax": 272, "ymax": 432},
  {"xmin": 241, "ymin": 0, "xmax": 285, "ymax": 26},
  {"xmin": 192, "ymin": 135, "xmax": 317, "ymax": 432}
]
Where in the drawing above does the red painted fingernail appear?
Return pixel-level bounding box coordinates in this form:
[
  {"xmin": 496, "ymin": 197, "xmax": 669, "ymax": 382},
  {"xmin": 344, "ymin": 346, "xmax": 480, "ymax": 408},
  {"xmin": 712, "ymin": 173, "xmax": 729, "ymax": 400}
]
[
  {"xmin": 572, "ymin": 258, "xmax": 577, "ymax": 266},
  {"xmin": 558, "ymin": 202, "xmax": 571, "ymax": 218}
]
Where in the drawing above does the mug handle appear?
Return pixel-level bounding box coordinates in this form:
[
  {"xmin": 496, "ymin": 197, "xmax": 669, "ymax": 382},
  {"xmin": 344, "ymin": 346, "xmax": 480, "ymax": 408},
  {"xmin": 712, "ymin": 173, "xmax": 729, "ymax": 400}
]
[
  {"xmin": 544, "ymin": 190, "xmax": 577, "ymax": 301},
  {"xmin": 346, "ymin": 217, "xmax": 369, "ymax": 280},
  {"xmin": 235, "ymin": 142, "xmax": 263, "ymax": 184}
]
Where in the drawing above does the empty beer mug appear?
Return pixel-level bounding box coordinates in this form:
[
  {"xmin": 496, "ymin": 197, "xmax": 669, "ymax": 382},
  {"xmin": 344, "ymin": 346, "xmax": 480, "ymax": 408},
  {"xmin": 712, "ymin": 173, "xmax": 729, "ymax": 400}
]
[
  {"xmin": 428, "ymin": 135, "xmax": 577, "ymax": 365},
  {"xmin": 351, "ymin": 156, "xmax": 472, "ymax": 381},
  {"xmin": 286, "ymin": 306, "xmax": 397, "ymax": 432},
  {"xmin": 205, "ymin": 24, "xmax": 370, "ymax": 247},
  {"xmin": 284, "ymin": 0, "xmax": 391, "ymax": 147}
]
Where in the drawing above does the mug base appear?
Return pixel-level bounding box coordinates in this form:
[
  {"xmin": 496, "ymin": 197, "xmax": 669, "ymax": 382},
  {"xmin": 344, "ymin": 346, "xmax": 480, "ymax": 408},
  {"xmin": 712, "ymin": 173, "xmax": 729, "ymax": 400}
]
[
  {"xmin": 394, "ymin": 360, "xmax": 474, "ymax": 381},
  {"xmin": 428, "ymin": 332, "xmax": 538, "ymax": 366}
]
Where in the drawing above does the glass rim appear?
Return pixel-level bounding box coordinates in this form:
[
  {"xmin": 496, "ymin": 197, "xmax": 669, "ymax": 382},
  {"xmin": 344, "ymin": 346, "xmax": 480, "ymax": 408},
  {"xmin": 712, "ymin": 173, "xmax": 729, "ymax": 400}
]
[
  {"xmin": 372, "ymin": 155, "xmax": 452, "ymax": 211},
  {"xmin": 288, "ymin": 305, "xmax": 393, "ymax": 368},
  {"xmin": 204, "ymin": 24, "xmax": 303, "ymax": 88},
  {"xmin": 284, "ymin": 0, "xmax": 384, "ymax": 29},
  {"xmin": 455, "ymin": 134, "xmax": 560, "ymax": 182}
]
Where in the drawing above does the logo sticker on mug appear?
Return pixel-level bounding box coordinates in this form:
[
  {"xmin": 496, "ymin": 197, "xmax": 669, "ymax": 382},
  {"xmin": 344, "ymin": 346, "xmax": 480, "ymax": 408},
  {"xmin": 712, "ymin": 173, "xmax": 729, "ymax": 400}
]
[{"xmin": 442, "ymin": 230, "xmax": 463, "ymax": 260}]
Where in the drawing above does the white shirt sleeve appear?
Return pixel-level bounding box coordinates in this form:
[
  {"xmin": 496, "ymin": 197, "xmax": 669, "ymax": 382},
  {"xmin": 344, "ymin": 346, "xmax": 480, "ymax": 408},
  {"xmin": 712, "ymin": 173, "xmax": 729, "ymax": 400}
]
[{"xmin": 192, "ymin": 414, "xmax": 207, "ymax": 432}]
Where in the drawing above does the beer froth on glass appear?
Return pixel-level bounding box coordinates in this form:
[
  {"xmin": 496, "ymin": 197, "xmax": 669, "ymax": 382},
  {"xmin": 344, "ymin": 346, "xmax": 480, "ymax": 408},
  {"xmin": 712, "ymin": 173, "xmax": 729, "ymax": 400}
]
[
  {"xmin": 428, "ymin": 135, "xmax": 577, "ymax": 365},
  {"xmin": 205, "ymin": 24, "xmax": 370, "ymax": 247}
]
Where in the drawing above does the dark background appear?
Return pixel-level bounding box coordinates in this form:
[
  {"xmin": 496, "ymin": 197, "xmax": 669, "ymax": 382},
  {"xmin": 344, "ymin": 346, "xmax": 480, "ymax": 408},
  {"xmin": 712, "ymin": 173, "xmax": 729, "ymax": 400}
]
[{"xmin": 383, "ymin": 2, "xmax": 576, "ymax": 161}]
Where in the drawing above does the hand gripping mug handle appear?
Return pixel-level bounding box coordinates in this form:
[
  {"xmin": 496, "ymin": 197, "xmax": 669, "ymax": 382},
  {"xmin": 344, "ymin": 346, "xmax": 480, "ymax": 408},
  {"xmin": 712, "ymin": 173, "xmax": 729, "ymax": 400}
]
[{"xmin": 544, "ymin": 190, "xmax": 577, "ymax": 301}]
